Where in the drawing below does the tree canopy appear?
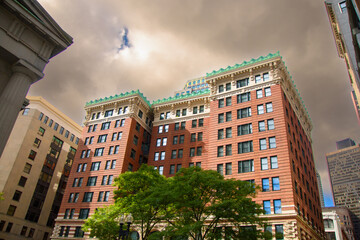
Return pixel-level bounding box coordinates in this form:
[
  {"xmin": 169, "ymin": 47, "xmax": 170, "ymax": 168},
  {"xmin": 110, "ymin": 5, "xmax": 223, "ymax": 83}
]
[{"xmin": 83, "ymin": 165, "xmax": 268, "ymax": 240}]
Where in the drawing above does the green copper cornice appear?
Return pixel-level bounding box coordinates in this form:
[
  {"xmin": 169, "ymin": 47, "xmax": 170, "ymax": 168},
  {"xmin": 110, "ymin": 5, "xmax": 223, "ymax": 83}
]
[
  {"xmin": 152, "ymin": 89, "xmax": 210, "ymax": 105},
  {"xmin": 85, "ymin": 90, "xmax": 151, "ymax": 107},
  {"xmin": 206, "ymin": 51, "xmax": 281, "ymax": 77}
]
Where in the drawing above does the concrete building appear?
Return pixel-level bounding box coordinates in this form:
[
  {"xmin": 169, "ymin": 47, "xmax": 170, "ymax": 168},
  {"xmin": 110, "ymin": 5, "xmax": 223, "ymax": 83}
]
[
  {"xmin": 325, "ymin": 0, "xmax": 360, "ymax": 124},
  {"xmin": 316, "ymin": 170, "xmax": 325, "ymax": 207},
  {"xmin": 53, "ymin": 52, "xmax": 325, "ymax": 239},
  {"xmin": 323, "ymin": 207, "xmax": 355, "ymax": 240},
  {"xmin": 326, "ymin": 139, "xmax": 360, "ymax": 239},
  {"xmin": 0, "ymin": 96, "xmax": 82, "ymax": 240},
  {"xmin": 0, "ymin": 0, "xmax": 73, "ymax": 157}
]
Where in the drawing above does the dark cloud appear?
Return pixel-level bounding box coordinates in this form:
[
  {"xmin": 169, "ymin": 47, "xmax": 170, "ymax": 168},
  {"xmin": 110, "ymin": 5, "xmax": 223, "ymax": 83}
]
[{"xmin": 31, "ymin": 0, "xmax": 360, "ymax": 206}]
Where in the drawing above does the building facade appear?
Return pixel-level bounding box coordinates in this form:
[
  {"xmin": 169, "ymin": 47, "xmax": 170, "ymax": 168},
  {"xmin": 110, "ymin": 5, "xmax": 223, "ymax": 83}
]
[
  {"xmin": 0, "ymin": 96, "xmax": 82, "ymax": 240},
  {"xmin": 325, "ymin": 0, "xmax": 360, "ymax": 124},
  {"xmin": 52, "ymin": 53, "xmax": 324, "ymax": 239},
  {"xmin": 322, "ymin": 207, "xmax": 355, "ymax": 240},
  {"xmin": 316, "ymin": 170, "xmax": 325, "ymax": 208},
  {"xmin": 0, "ymin": 0, "xmax": 73, "ymax": 157},
  {"xmin": 326, "ymin": 139, "xmax": 360, "ymax": 239}
]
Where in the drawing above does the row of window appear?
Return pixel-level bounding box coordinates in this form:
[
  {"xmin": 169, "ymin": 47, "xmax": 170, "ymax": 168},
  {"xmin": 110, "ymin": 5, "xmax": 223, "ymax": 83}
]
[
  {"xmin": 68, "ymin": 189, "xmax": 111, "ymax": 204},
  {"xmin": 91, "ymin": 107, "xmax": 128, "ymax": 119},
  {"xmin": 159, "ymin": 105, "xmax": 206, "ymax": 120},
  {"xmin": 218, "ymin": 87, "xmax": 272, "ymax": 107},
  {"xmin": 218, "ymin": 119, "xmax": 274, "ymax": 139},
  {"xmin": 87, "ymin": 119, "xmax": 125, "ymax": 133},
  {"xmin": 59, "ymin": 226, "xmax": 84, "ymax": 238},
  {"xmin": 216, "ymin": 138, "xmax": 276, "ymax": 157},
  {"xmin": 0, "ymin": 221, "xmax": 43, "ymax": 239},
  {"xmin": 263, "ymin": 199, "xmax": 282, "ymax": 214},
  {"xmin": 217, "ymin": 73, "xmax": 270, "ymax": 94},
  {"xmin": 33, "ymin": 111, "xmax": 79, "ymax": 144}
]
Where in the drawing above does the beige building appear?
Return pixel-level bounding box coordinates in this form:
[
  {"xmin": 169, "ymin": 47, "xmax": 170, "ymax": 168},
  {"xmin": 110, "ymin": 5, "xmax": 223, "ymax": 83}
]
[
  {"xmin": 0, "ymin": 0, "xmax": 72, "ymax": 157},
  {"xmin": 0, "ymin": 96, "xmax": 82, "ymax": 240}
]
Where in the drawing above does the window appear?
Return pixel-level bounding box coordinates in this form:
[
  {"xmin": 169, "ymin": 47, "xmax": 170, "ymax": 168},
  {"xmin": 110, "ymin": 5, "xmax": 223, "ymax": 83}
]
[
  {"xmin": 225, "ymin": 112, "xmax": 232, "ymax": 122},
  {"xmin": 238, "ymin": 123, "xmax": 252, "ymax": 135},
  {"xmin": 269, "ymin": 137, "xmax": 276, "ymax": 148},
  {"xmin": 178, "ymin": 149, "xmax": 183, "ymax": 158},
  {"xmin": 173, "ymin": 136, "xmax": 178, "ymax": 145},
  {"xmin": 261, "ymin": 157, "xmax": 268, "ymax": 170},
  {"xmin": 83, "ymin": 192, "xmax": 94, "ymax": 202},
  {"xmin": 225, "ymin": 163, "xmax": 232, "ymax": 175},
  {"xmin": 218, "ymin": 99, "xmax": 224, "ymax": 108},
  {"xmin": 191, "ymin": 133, "xmax": 196, "ymax": 142},
  {"xmin": 179, "ymin": 135, "xmax": 185, "ymax": 144},
  {"xmin": 198, "ymin": 132, "xmax": 203, "ymax": 141},
  {"xmin": 237, "ymin": 107, "xmax": 251, "ymax": 119},
  {"xmin": 190, "ymin": 148, "xmax": 195, "ymax": 157},
  {"xmin": 262, "ymin": 178, "xmax": 270, "ymax": 192},
  {"xmin": 133, "ymin": 135, "xmax": 138, "ymax": 146},
  {"xmin": 111, "ymin": 160, "xmax": 116, "ymax": 169},
  {"xmin": 87, "ymin": 177, "xmax": 97, "ymax": 186},
  {"xmin": 159, "ymin": 166, "xmax": 164, "ymax": 175},
  {"xmin": 38, "ymin": 127, "xmax": 45, "ymax": 136},
  {"xmin": 23, "ymin": 163, "xmax": 32, "ymax": 173},
  {"xmin": 236, "ymin": 78, "xmax": 249, "ymax": 88},
  {"xmin": 72, "ymin": 178, "xmax": 78, "ymax": 187},
  {"xmin": 257, "ymin": 105, "xmax": 264, "ymax": 115},
  {"xmin": 138, "ymin": 110, "xmax": 143, "ymax": 118},
  {"xmin": 182, "ymin": 109, "xmax": 187, "ymax": 116},
  {"xmin": 135, "ymin": 122, "xmax": 140, "ymax": 131},
  {"xmin": 12, "ymin": 190, "xmax": 22, "ymax": 201},
  {"xmin": 104, "ymin": 191, "xmax": 110, "ymax": 202},
  {"xmin": 217, "ymin": 146, "xmax": 224, "ymax": 157},
  {"xmin": 192, "ymin": 120, "xmax": 197, "ymax": 128},
  {"xmin": 94, "ymin": 148, "xmax": 104, "ymax": 157},
  {"xmin": 54, "ymin": 123, "xmax": 59, "ymax": 131},
  {"xmin": 44, "ymin": 116, "xmax": 49, "ymax": 124},
  {"xmin": 218, "ymin": 129, "xmax": 224, "ymax": 139},
  {"xmin": 339, "ymin": 1, "xmax": 347, "ymax": 13},
  {"xmin": 198, "ymin": 118, "xmax": 204, "ymax": 127},
  {"xmin": 237, "ymin": 92, "xmax": 251, "ymax": 103},
  {"xmin": 65, "ymin": 130, "xmax": 69, "ymax": 138},
  {"xmin": 93, "ymin": 124, "xmax": 97, "ymax": 131},
  {"xmin": 238, "ymin": 141, "xmax": 253, "ymax": 154},
  {"xmin": 28, "ymin": 150, "xmax": 36, "ymax": 160},
  {"xmin": 158, "ymin": 126, "xmax": 163, "ymax": 133},
  {"xmin": 199, "ymin": 105, "xmax": 204, "ymax": 113},
  {"xmin": 164, "ymin": 125, "xmax": 169, "ymax": 132},
  {"xmin": 60, "ymin": 126, "xmax": 64, "ymax": 134},
  {"xmin": 265, "ymin": 87, "xmax": 271, "ymax": 96},
  {"xmin": 91, "ymin": 162, "xmax": 101, "ymax": 171},
  {"xmin": 130, "ymin": 149, "xmax": 136, "ymax": 159},
  {"xmin": 238, "ymin": 159, "xmax": 254, "ymax": 173},
  {"xmin": 176, "ymin": 164, "xmax": 182, "ymax": 172},
  {"xmin": 263, "ymin": 72, "xmax": 269, "ymax": 81},
  {"xmin": 115, "ymin": 120, "xmax": 120, "ymax": 128},
  {"xmin": 89, "ymin": 136, "xmax": 94, "ymax": 144},
  {"xmin": 120, "ymin": 119, "xmax": 125, "ymax": 127},
  {"xmin": 160, "ymin": 113, "xmax": 165, "ymax": 120},
  {"xmin": 267, "ymin": 119, "xmax": 275, "ymax": 130},
  {"xmin": 259, "ymin": 138, "xmax": 267, "ymax": 150},
  {"xmin": 226, "ymin": 97, "xmax": 231, "ymax": 106},
  {"xmin": 174, "ymin": 123, "xmax": 180, "ymax": 130},
  {"xmin": 226, "ymin": 82, "xmax": 231, "ymax": 91},
  {"xmin": 256, "ymin": 89, "xmax": 263, "ymax": 98},
  {"xmin": 170, "ymin": 165, "xmax": 175, "ymax": 174},
  {"xmin": 263, "ymin": 200, "xmax": 271, "ymax": 214},
  {"xmin": 79, "ymin": 209, "xmax": 90, "ymax": 219},
  {"xmin": 272, "ymin": 177, "xmax": 280, "ymax": 191},
  {"xmin": 98, "ymin": 134, "xmax": 107, "ymax": 143},
  {"xmin": 101, "ymin": 176, "xmax": 107, "ymax": 185},
  {"xmin": 34, "ymin": 138, "xmax": 41, "ymax": 148},
  {"xmin": 266, "ymin": 103, "xmax": 273, "ymax": 112},
  {"xmin": 225, "ymin": 127, "xmax": 232, "ymax": 138},
  {"xmin": 160, "ymin": 151, "xmax": 165, "ymax": 160},
  {"xmin": 18, "ymin": 176, "xmax": 27, "ymax": 187},
  {"xmin": 108, "ymin": 146, "xmax": 114, "ymax": 155},
  {"xmin": 258, "ymin": 121, "xmax": 265, "ymax": 132},
  {"xmin": 274, "ymin": 200, "xmax": 282, "ymax": 214},
  {"xmin": 193, "ymin": 106, "xmax": 198, "ymax": 114},
  {"xmin": 218, "ymin": 85, "xmax": 224, "ymax": 93},
  {"xmin": 181, "ymin": 121, "xmax": 186, "ymax": 130},
  {"xmin": 171, "ymin": 150, "xmax": 177, "ymax": 159},
  {"xmin": 196, "ymin": 147, "xmax": 202, "ymax": 156},
  {"xmin": 225, "ymin": 144, "xmax": 232, "ymax": 156},
  {"xmin": 154, "ymin": 152, "xmax": 159, "ymax": 161},
  {"xmin": 112, "ymin": 133, "xmax": 117, "ymax": 141},
  {"xmin": 107, "ymin": 175, "xmax": 113, "ymax": 185},
  {"xmin": 218, "ymin": 113, "xmax": 224, "ymax": 123},
  {"xmin": 255, "ymin": 75, "xmax": 261, "ymax": 83},
  {"xmin": 275, "ymin": 225, "xmax": 284, "ymax": 240},
  {"xmin": 74, "ymin": 227, "xmax": 84, "ymax": 238},
  {"xmin": 217, "ymin": 164, "xmax": 223, "ymax": 175},
  {"xmin": 270, "ymin": 156, "xmax": 278, "ymax": 169},
  {"xmin": 82, "ymin": 163, "xmax": 87, "ymax": 172}
]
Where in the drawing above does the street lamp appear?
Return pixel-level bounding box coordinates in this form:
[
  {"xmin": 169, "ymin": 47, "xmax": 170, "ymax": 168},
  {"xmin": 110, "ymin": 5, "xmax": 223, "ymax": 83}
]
[{"xmin": 116, "ymin": 214, "xmax": 133, "ymax": 240}]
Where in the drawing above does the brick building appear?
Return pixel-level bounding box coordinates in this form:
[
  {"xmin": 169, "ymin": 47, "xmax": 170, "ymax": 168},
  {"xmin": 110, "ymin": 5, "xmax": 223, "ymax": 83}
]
[{"xmin": 52, "ymin": 52, "xmax": 324, "ymax": 239}]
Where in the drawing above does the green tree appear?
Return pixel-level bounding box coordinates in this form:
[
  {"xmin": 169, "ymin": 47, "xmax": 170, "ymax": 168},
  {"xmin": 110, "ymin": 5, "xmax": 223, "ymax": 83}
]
[
  {"xmin": 83, "ymin": 165, "xmax": 167, "ymax": 240},
  {"xmin": 157, "ymin": 167, "xmax": 267, "ymax": 240}
]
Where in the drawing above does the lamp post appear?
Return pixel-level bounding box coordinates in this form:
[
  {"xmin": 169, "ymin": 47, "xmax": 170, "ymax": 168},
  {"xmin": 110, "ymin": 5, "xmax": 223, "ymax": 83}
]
[{"xmin": 116, "ymin": 214, "xmax": 133, "ymax": 240}]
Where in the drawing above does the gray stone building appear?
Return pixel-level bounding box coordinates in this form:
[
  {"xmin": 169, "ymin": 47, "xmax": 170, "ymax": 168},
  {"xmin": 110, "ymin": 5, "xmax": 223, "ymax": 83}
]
[{"xmin": 0, "ymin": 0, "xmax": 72, "ymax": 157}]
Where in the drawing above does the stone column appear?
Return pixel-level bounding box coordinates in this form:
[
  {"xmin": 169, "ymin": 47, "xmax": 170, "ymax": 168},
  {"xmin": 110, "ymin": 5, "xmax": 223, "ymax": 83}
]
[{"xmin": 0, "ymin": 64, "xmax": 38, "ymax": 157}]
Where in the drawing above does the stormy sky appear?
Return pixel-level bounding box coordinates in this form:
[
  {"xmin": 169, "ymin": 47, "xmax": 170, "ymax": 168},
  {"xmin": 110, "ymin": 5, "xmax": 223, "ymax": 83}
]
[{"xmin": 31, "ymin": 0, "xmax": 360, "ymax": 206}]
